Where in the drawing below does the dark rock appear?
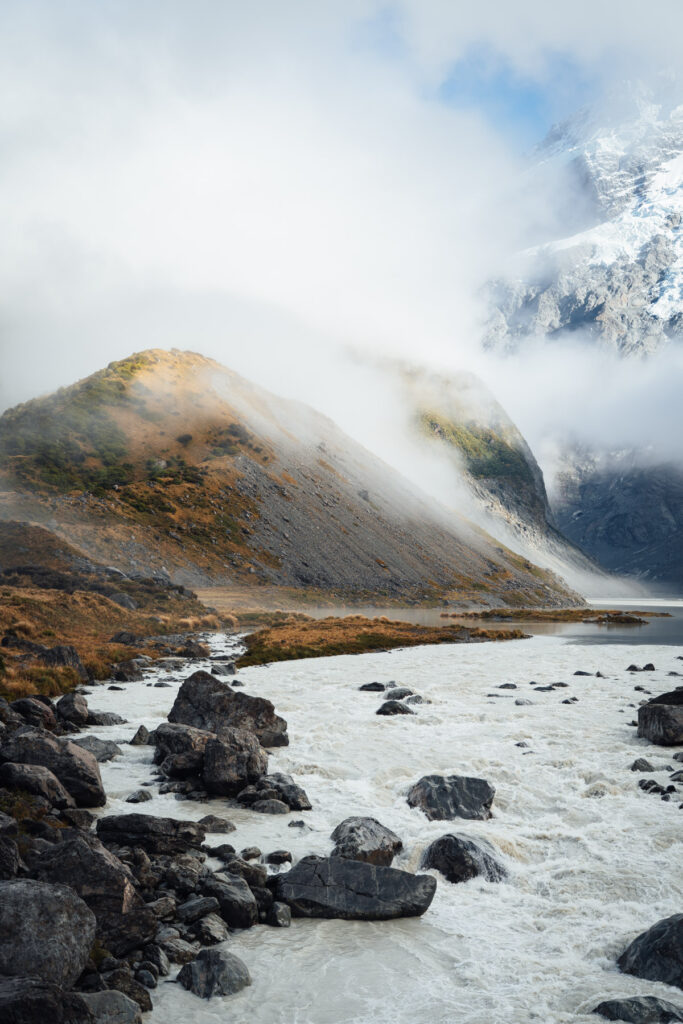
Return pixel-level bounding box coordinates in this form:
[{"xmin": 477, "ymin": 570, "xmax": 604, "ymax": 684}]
[
  {"xmin": 499, "ymin": 683, "xmax": 517, "ymax": 689},
  {"xmin": 405, "ymin": 695, "xmax": 428, "ymax": 705},
  {"xmin": 0, "ymin": 878, "xmax": 95, "ymax": 985},
  {"xmin": 407, "ymin": 774, "xmax": 495, "ymax": 821},
  {"xmin": 125, "ymin": 790, "xmax": 152, "ymax": 804},
  {"xmin": 41, "ymin": 646, "xmax": 88, "ymax": 681},
  {"xmin": 0, "ymin": 835, "xmax": 21, "ymax": 878},
  {"xmin": 593, "ymin": 996, "xmax": 683, "ymax": 1022},
  {"xmin": 0, "ymin": 731, "xmax": 105, "ymax": 807},
  {"xmin": 0, "ymin": 762, "xmax": 75, "ymax": 809},
  {"xmin": 87, "ymin": 712, "xmax": 126, "ymax": 727},
  {"xmin": 168, "ymin": 670, "xmax": 288, "ymax": 747},
  {"xmin": 142, "ymin": 944, "xmax": 170, "ymax": 977},
  {"xmin": 330, "ymin": 816, "xmax": 403, "ymax": 867},
  {"xmin": 202, "ymin": 731, "xmax": 268, "ymax": 796},
  {"xmin": 211, "ymin": 843, "xmax": 236, "ymax": 861},
  {"xmin": 376, "ymin": 700, "xmax": 415, "ymax": 716},
  {"xmin": 31, "ymin": 835, "xmax": 157, "ymax": 957},
  {"xmin": 0, "ymin": 976, "xmax": 94, "ymax": 1024},
  {"xmin": 236, "ymin": 772, "xmax": 311, "ymax": 811},
  {"xmin": 266, "ymin": 850, "xmax": 292, "ymax": 865},
  {"xmin": 61, "ymin": 808, "xmax": 95, "ymax": 830},
  {"xmin": 135, "ymin": 970, "xmax": 156, "ymax": 990},
  {"xmin": 198, "ymin": 814, "xmax": 235, "ymax": 833},
  {"xmin": 72, "ymin": 737, "xmax": 122, "ymax": 763},
  {"xmin": 251, "ymin": 798, "xmax": 289, "ymax": 814},
  {"xmin": 102, "ymin": 970, "xmax": 152, "ymax": 1013},
  {"xmin": 199, "ymin": 873, "xmax": 258, "ymax": 929},
  {"xmin": 11, "ymin": 697, "xmax": 57, "ymax": 730},
  {"xmin": 113, "ymin": 661, "xmax": 143, "ymax": 683},
  {"xmin": 80, "ymin": 989, "xmax": 142, "ymax": 1024},
  {"xmin": 56, "ymin": 693, "xmax": 89, "ymax": 726},
  {"xmin": 158, "ymin": 937, "xmax": 198, "ymax": 965},
  {"xmin": 154, "ymin": 721, "xmax": 212, "ymax": 778},
  {"xmin": 192, "ymin": 913, "xmax": 229, "ymax": 945},
  {"xmin": 176, "ymin": 896, "xmax": 220, "ymax": 923},
  {"xmin": 420, "ymin": 834, "xmax": 507, "ymax": 883},
  {"xmin": 145, "ymin": 895, "xmax": 176, "ymax": 920},
  {"xmin": 266, "ymin": 901, "xmax": 292, "ymax": 927},
  {"xmin": 220, "ymin": 856, "xmax": 268, "ymax": 889},
  {"xmin": 240, "ymin": 846, "xmax": 261, "ymax": 860},
  {"xmin": 618, "ymin": 914, "xmax": 683, "ymax": 989},
  {"xmin": 177, "ymin": 949, "xmax": 252, "ymax": 999},
  {"xmin": 359, "ymin": 683, "xmax": 385, "ymax": 692},
  {"xmin": 385, "ymin": 688, "xmax": 413, "ymax": 700},
  {"xmin": 97, "ymin": 814, "xmax": 206, "ymax": 856},
  {"xmin": 631, "ymin": 758, "xmax": 656, "ymax": 772},
  {"xmin": 648, "ymin": 690, "xmax": 683, "ymax": 706},
  {"xmin": 129, "ymin": 726, "xmax": 149, "ymax": 747},
  {"xmin": 276, "ymin": 855, "xmax": 436, "ymax": 920},
  {"xmin": 638, "ymin": 704, "xmax": 683, "ymax": 746},
  {"xmin": 163, "ymin": 853, "xmax": 203, "ymax": 894}
]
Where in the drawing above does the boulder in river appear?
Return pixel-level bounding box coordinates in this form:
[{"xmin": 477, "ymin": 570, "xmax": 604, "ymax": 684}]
[
  {"xmin": 330, "ymin": 816, "xmax": 403, "ymax": 867},
  {"xmin": 638, "ymin": 702, "xmax": 683, "ymax": 746},
  {"xmin": 10, "ymin": 697, "xmax": 57, "ymax": 730},
  {"xmin": 376, "ymin": 700, "xmax": 415, "ymax": 716},
  {"xmin": 618, "ymin": 914, "xmax": 683, "ymax": 989},
  {"xmin": 275, "ymin": 855, "xmax": 436, "ymax": 920},
  {"xmin": 199, "ymin": 872, "xmax": 258, "ymax": 929},
  {"xmin": 80, "ymin": 989, "xmax": 143, "ymax": 1024},
  {"xmin": 407, "ymin": 774, "xmax": 495, "ymax": 821},
  {"xmin": 420, "ymin": 834, "xmax": 507, "ymax": 883},
  {"xmin": 55, "ymin": 692, "xmax": 89, "ymax": 726},
  {"xmin": 153, "ymin": 722, "xmax": 212, "ymax": 778},
  {"xmin": 0, "ymin": 878, "xmax": 96, "ymax": 986},
  {"xmin": 168, "ymin": 670, "xmax": 288, "ymax": 747},
  {"xmin": 72, "ymin": 736, "xmax": 122, "ymax": 763},
  {"xmin": 177, "ymin": 948, "xmax": 252, "ymax": 999},
  {"xmin": 236, "ymin": 772, "xmax": 312, "ymax": 811},
  {"xmin": 0, "ymin": 730, "xmax": 105, "ymax": 807},
  {"xmin": 202, "ymin": 729, "xmax": 268, "ymax": 796},
  {"xmin": 96, "ymin": 813, "xmax": 206, "ymax": 855},
  {"xmin": 0, "ymin": 976, "xmax": 94, "ymax": 1024},
  {"xmin": 0, "ymin": 762, "xmax": 75, "ymax": 809},
  {"xmin": 592, "ymin": 996, "xmax": 683, "ymax": 1022}
]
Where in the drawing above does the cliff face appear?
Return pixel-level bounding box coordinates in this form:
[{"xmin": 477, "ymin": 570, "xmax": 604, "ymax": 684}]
[{"xmin": 0, "ymin": 349, "xmax": 580, "ymax": 606}]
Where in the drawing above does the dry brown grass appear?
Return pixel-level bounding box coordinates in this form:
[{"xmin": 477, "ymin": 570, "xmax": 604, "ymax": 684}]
[{"xmin": 237, "ymin": 614, "xmax": 526, "ymax": 667}]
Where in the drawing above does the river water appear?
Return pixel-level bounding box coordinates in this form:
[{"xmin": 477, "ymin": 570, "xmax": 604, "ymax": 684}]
[{"xmin": 84, "ymin": 609, "xmax": 683, "ymax": 1024}]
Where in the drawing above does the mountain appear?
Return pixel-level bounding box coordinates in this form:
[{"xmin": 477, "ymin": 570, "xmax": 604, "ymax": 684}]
[
  {"xmin": 0, "ymin": 349, "xmax": 580, "ymax": 607},
  {"xmin": 481, "ymin": 91, "xmax": 683, "ymax": 590},
  {"xmin": 485, "ymin": 92, "xmax": 683, "ymax": 354}
]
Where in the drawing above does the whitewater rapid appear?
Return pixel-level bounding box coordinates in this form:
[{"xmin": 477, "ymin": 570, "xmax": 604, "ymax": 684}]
[{"xmin": 85, "ymin": 631, "xmax": 683, "ymax": 1024}]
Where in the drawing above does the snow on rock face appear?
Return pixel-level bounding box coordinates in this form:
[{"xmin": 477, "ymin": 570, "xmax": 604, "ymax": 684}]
[{"xmin": 486, "ymin": 98, "xmax": 683, "ymax": 354}]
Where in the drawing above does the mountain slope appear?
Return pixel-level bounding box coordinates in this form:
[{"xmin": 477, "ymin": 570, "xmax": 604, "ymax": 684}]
[{"xmin": 0, "ymin": 349, "xmax": 580, "ymax": 606}]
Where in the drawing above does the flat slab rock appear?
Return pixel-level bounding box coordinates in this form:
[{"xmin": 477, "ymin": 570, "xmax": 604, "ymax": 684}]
[
  {"xmin": 618, "ymin": 914, "xmax": 683, "ymax": 989},
  {"xmin": 407, "ymin": 774, "xmax": 495, "ymax": 821},
  {"xmin": 330, "ymin": 816, "xmax": 403, "ymax": 867},
  {"xmin": 593, "ymin": 996, "xmax": 683, "ymax": 1022},
  {"xmin": 275, "ymin": 854, "xmax": 436, "ymax": 920}
]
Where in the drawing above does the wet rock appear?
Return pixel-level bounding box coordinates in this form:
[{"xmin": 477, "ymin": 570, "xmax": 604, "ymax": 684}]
[
  {"xmin": 618, "ymin": 914, "xmax": 683, "ymax": 989},
  {"xmin": 88, "ymin": 712, "xmax": 126, "ymax": 727},
  {"xmin": 128, "ymin": 726, "xmax": 149, "ymax": 747},
  {"xmin": 80, "ymin": 989, "xmax": 143, "ymax": 1024},
  {"xmin": 125, "ymin": 790, "xmax": 152, "ymax": 804},
  {"xmin": 631, "ymin": 758, "xmax": 656, "ymax": 772},
  {"xmin": 251, "ymin": 798, "xmax": 289, "ymax": 814},
  {"xmin": 11, "ymin": 697, "xmax": 57, "ymax": 730},
  {"xmin": 96, "ymin": 814, "xmax": 206, "ymax": 856},
  {"xmin": 135, "ymin": 970, "xmax": 156, "ymax": 990},
  {"xmin": 420, "ymin": 834, "xmax": 507, "ymax": 883},
  {"xmin": 0, "ymin": 976, "xmax": 94, "ymax": 1024},
  {"xmin": 199, "ymin": 873, "xmax": 258, "ymax": 929},
  {"xmin": 211, "ymin": 843, "xmax": 236, "ymax": 861},
  {"xmin": 220, "ymin": 856, "xmax": 268, "ymax": 889},
  {"xmin": 32, "ymin": 835, "xmax": 157, "ymax": 957},
  {"xmin": 385, "ymin": 687, "xmax": 413, "ymax": 700},
  {"xmin": 176, "ymin": 896, "xmax": 220, "ymax": 924},
  {"xmin": 102, "ymin": 971, "xmax": 151, "ymax": 1013},
  {"xmin": 177, "ymin": 949, "xmax": 252, "ymax": 999},
  {"xmin": 330, "ymin": 816, "xmax": 403, "ymax": 867},
  {"xmin": 236, "ymin": 772, "xmax": 311, "ymax": 811},
  {"xmin": 276, "ymin": 855, "xmax": 436, "ymax": 920},
  {"xmin": 499, "ymin": 683, "xmax": 517, "ymax": 689},
  {"xmin": 407, "ymin": 774, "xmax": 495, "ymax": 821},
  {"xmin": 405, "ymin": 695, "xmax": 428, "ymax": 705},
  {"xmin": 158, "ymin": 937, "xmax": 199, "ymax": 965},
  {"xmin": 168, "ymin": 670, "xmax": 288, "ymax": 747},
  {"xmin": 56, "ymin": 693, "xmax": 89, "ymax": 726},
  {"xmin": 515, "ymin": 698, "xmax": 534, "ymax": 706},
  {"xmin": 376, "ymin": 700, "xmax": 415, "ymax": 716},
  {"xmin": 153, "ymin": 722, "xmax": 213, "ymax": 780},
  {"xmin": 266, "ymin": 901, "xmax": 292, "ymax": 927},
  {"xmin": 0, "ymin": 762, "xmax": 75, "ymax": 809},
  {"xmin": 0, "ymin": 878, "xmax": 95, "ymax": 986},
  {"xmin": 359, "ymin": 683, "xmax": 385, "ymax": 692},
  {"xmin": 202, "ymin": 730, "xmax": 268, "ymax": 796},
  {"xmin": 192, "ymin": 913, "xmax": 229, "ymax": 945},
  {"xmin": 266, "ymin": 850, "xmax": 292, "ymax": 865},
  {"xmin": 240, "ymin": 846, "xmax": 261, "ymax": 860},
  {"xmin": 592, "ymin": 996, "xmax": 683, "ymax": 1022},
  {"xmin": 0, "ymin": 731, "xmax": 105, "ymax": 807},
  {"xmin": 0, "ymin": 836, "xmax": 22, "ymax": 879},
  {"xmin": 648, "ymin": 690, "xmax": 683, "ymax": 706},
  {"xmin": 113, "ymin": 661, "xmax": 143, "ymax": 683},
  {"xmin": 198, "ymin": 814, "xmax": 235, "ymax": 833},
  {"xmin": 73, "ymin": 737, "xmax": 122, "ymax": 763},
  {"xmin": 638, "ymin": 703, "xmax": 683, "ymax": 746},
  {"xmin": 142, "ymin": 944, "xmax": 170, "ymax": 977}
]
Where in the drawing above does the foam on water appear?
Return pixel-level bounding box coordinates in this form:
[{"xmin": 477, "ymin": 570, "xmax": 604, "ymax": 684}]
[{"xmin": 85, "ymin": 631, "xmax": 683, "ymax": 1024}]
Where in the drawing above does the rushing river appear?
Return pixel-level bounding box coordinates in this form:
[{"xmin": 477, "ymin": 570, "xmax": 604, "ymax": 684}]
[{"xmin": 84, "ymin": 610, "xmax": 683, "ymax": 1024}]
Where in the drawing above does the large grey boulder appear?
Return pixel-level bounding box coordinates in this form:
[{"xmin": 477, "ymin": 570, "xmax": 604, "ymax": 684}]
[
  {"xmin": 10, "ymin": 698, "xmax": 57, "ymax": 731},
  {"xmin": 96, "ymin": 813, "xmax": 206, "ymax": 855},
  {"xmin": 0, "ymin": 976, "xmax": 94, "ymax": 1024},
  {"xmin": 56, "ymin": 692, "xmax": 89, "ymax": 726},
  {"xmin": 330, "ymin": 816, "xmax": 403, "ymax": 867},
  {"xmin": 32, "ymin": 835, "xmax": 156, "ymax": 956},
  {"xmin": 0, "ymin": 730, "xmax": 105, "ymax": 807},
  {"xmin": 236, "ymin": 771, "xmax": 311, "ymax": 811},
  {"xmin": 638, "ymin": 701, "xmax": 683, "ymax": 746},
  {"xmin": 407, "ymin": 774, "xmax": 495, "ymax": 821},
  {"xmin": 199, "ymin": 872, "xmax": 259, "ymax": 929},
  {"xmin": 72, "ymin": 736, "xmax": 122, "ymax": 763},
  {"xmin": 618, "ymin": 914, "xmax": 683, "ymax": 989},
  {"xmin": 593, "ymin": 996, "xmax": 683, "ymax": 1022},
  {"xmin": 169, "ymin": 670, "xmax": 288, "ymax": 747},
  {"xmin": 275, "ymin": 855, "xmax": 436, "ymax": 920},
  {"xmin": 153, "ymin": 722, "xmax": 212, "ymax": 778},
  {"xmin": 80, "ymin": 989, "xmax": 142, "ymax": 1024},
  {"xmin": 177, "ymin": 949, "xmax": 252, "ymax": 999},
  {"xmin": 0, "ymin": 878, "xmax": 96, "ymax": 986},
  {"xmin": 0, "ymin": 762, "xmax": 75, "ymax": 809},
  {"xmin": 420, "ymin": 834, "xmax": 507, "ymax": 883},
  {"xmin": 202, "ymin": 730, "xmax": 268, "ymax": 796}
]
